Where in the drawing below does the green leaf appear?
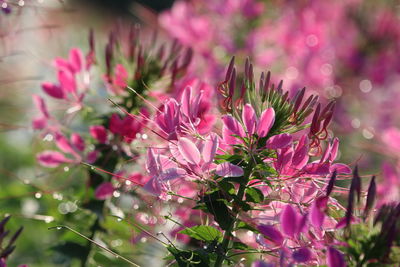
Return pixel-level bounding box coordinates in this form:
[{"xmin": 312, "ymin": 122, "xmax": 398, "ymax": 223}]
[
  {"xmin": 200, "ymin": 191, "xmax": 234, "ymax": 230},
  {"xmin": 179, "ymin": 225, "xmax": 223, "ymax": 242},
  {"xmin": 218, "ymin": 180, "xmax": 236, "ymax": 196},
  {"xmin": 245, "ymin": 187, "xmax": 264, "ymax": 203},
  {"xmin": 166, "ymin": 246, "xmax": 210, "ymax": 267},
  {"xmin": 232, "ymin": 241, "xmax": 249, "ymax": 250}
]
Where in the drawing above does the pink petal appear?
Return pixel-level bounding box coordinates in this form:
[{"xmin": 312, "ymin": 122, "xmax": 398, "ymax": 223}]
[
  {"xmin": 178, "ymin": 137, "xmax": 201, "ymax": 165},
  {"xmin": 329, "ymin": 138, "xmax": 339, "ymax": 162},
  {"xmin": 86, "ymin": 150, "xmax": 98, "ymax": 164},
  {"xmin": 37, "ymin": 151, "xmax": 70, "ymax": 168},
  {"xmin": 257, "ymin": 107, "xmax": 275, "ymax": 137},
  {"xmin": 222, "ymin": 115, "xmax": 245, "ymax": 138},
  {"xmin": 146, "ymin": 148, "xmax": 159, "ymax": 176},
  {"xmin": 71, "ymin": 133, "xmax": 85, "ymax": 151},
  {"xmin": 222, "ymin": 125, "xmax": 241, "ymax": 146},
  {"xmin": 32, "ymin": 117, "xmax": 47, "ymax": 130},
  {"xmin": 109, "ymin": 113, "xmax": 123, "ymax": 135},
  {"xmin": 180, "ymin": 86, "xmax": 192, "ymax": 120},
  {"xmin": 292, "ymin": 247, "xmax": 312, "ymax": 263},
  {"xmin": 95, "ymin": 182, "xmax": 114, "ymax": 200},
  {"xmin": 41, "ymin": 82, "xmax": 64, "ymax": 99},
  {"xmin": 309, "ymin": 196, "xmax": 328, "ymax": 228},
  {"xmin": 303, "ymin": 162, "xmax": 330, "ymax": 175},
  {"xmin": 55, "ymin": 132, "xmax": 76, "ymax": 155},
  {"xmin": 327, "ymin": 247, "xmax": 346, "ymax": 267},
  {"xmin": 143, "ymin": 176, "xmax": 163, "ymax": 196},
  {"xmin": 113, "ymin": 64, "xmax": 128, "ymax": 88},
  {"xmin": 203, "ymin": 132, "xmax": 219, "ymax": 164},
  {"xmin": 54, "ymin": 57, "xmax": 73, "ymax": 72},
  {"xmin": 330, "ymin": 163, "xmax": 352, "ymax": 174},
  {"xmin": 266, "ymin": 133, "xmax": 292, "ymax": 149},
  {"xmin": 89, "ymin": 125, "xmax": 108, "ymax": 144},
  {"xmin": 251, "ymin": 260, "xmax": 272, "ymax": 267},
  {"xmin": 257, "ymin": 224, "xmax": 283, "ymax": 245},
  {"xmin": 275, "ymin": 147, "xmax": 293, "ymax": 172},
  {"xmin": 58, "ymin": 70, "xmax": 76, "ymax": 93},
  {"xmin": 215, "ymin": 162, "xmax": 243, "ymax": 177},
  {"xmin": 69, "ymin": 48, "xmax": 83, "ymax": 73},
  {"xmin": 159, "ymin": 168, "xmax": 186, "ymax": 181},
  {"xmin": 280, "ymin": 205, "xmax": 299, "ymax": 238},
  {"xmin": 242, "ymin": 104, "xmax": 257, "ymax": 135},
  {"xmin": 32, "ymin": 95, "xmax": 49, "ymax": 118}
]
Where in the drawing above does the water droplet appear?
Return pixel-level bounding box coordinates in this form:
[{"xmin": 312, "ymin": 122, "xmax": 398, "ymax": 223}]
[
  {"xmin": 359, "ymin": 79, "xmax": 372, "ymax": 93},
  {"xmin": 56, "ymin": 226, "xmax": 62, "ymax": 230},
  {"xmin": 141, "ymin": 134, "xmax": 148, "ymax": 140},
  {"xmin": 117, "ymin": 218, "xmax": 122, "ymax": 222},
  {"xmin": 63, "ymin": 166, "xmax": 69, "ymax": 172},
  {"xmin": 91, "ymin": 166, "xmax": 95, "ymax": 170},
  {"xmin": 43, "ymin": 134, "xmax": 53, "ymax": 142},
  {"xmin": 35, "ymin": 192, "xmax": 42, "ymax": 199},
  {"xmin": 125, "ymin": 180, "xmax": 132, "ymax": 186},
  {"xmin": 2, "ymin": 3, "xmax": 7, "ymax": 8},
  {"xmin": 18, "ymin": 0, "xmax": 25, "ymax": 7},
  {"xmin": 44, "ymin": 217, "xmax": 54, "ymax": 223},
  {"xmin": 306, "ymin": 34, "xmax": 319, "ymax": 47},
  {"xmin": 113, "ymin": 191, "xmax": 121, "ymax": 198}
]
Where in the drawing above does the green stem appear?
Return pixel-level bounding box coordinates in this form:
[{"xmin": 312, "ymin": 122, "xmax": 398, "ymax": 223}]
[{"xmin": 214, "ymin": 172, "xmax": 252, "ymax": 267}]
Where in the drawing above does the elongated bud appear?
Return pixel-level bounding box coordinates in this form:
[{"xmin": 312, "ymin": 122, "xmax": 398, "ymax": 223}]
[
  {"xmin": 105, "ymin": 36, "xmax": 114, "ymax": 77},
  {"xmin": 263, "ymin": 71, "xmax": 271, "ymax": 93},
  {"xmin": 276, "ymin": 80, "xmax": 283, "ymax": 94},
  {"xmin": 310, "ymin": 104, "xmax": 321, "ymax": 136},
  {"xmin": 225, "ymin": 56, "xmax": 235, "ymax": 82},
  {"xmin": 292, "ymin": 87, "xmax": 305, "ymax": 115},
  {"xmin": 352, "ymin": 165, "xmax": 362, "ymax": 203},
  {"xmin": 259, "ymin": 71, "xmax": 265, "ymax": 93},
  {"xmin": 245, "ymin": 58, "xmax": 250, "ymax": 77},
  {"xmin": 89, "ymin": 28, "xmax": 95, "ymax": 52},
  {"xmin": 364, "ymin": 176, "xmax": 376, "ymax": 220},
  {"xmin": 326, "ymin": 170, "xmax": 337, "ymax": 196},
  {"xmin": 249, "ymin": 63, "xmax": 254, "ymax": 86},
  {"xmin": 228, "ymin": 67, "xmax": 236, "ymax": 97}
]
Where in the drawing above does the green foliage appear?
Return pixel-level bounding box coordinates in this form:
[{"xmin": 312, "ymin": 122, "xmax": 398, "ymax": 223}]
[
  {"xmin": 245, "ymin": 187, "xmax": 264, "ymax": 203},
  {"xmin": 179, "ymin": 225, "xmax": 223, "ymax": 243}
]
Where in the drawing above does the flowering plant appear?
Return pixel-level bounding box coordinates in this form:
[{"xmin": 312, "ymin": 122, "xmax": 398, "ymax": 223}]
[{"xmin": 29, "ymin": 33, "xmax": 400, "ymax": 265}]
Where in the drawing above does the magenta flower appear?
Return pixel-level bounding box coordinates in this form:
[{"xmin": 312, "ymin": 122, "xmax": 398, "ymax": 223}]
[
  {"xmin": 37, "ymin": 131, "xmax": 97, "ymax": 168},
  {"xmin": 327, "ymin": 247, "xmax": 346, "ymax": 267},
  {"xmin": 95, "ymin": 182, "xmax": 115, "ymax": 200}
]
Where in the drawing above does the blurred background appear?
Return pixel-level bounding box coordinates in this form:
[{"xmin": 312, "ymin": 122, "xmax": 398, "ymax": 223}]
[{"xmin": 1, "ymin": 0, "xmax": 400, "ymax": 266}]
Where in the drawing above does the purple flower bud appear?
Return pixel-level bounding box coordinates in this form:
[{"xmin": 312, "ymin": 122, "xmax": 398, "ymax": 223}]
[
  {"xmin": 263, "ymin": 71, "xmax": 271, "ymax": 93},
  {"xmin": 280, "ymin": 205, "xmax": 299, "ymax": 238},
  {"xmin": 364, "ymin": 176, "xmax": 376, "ymax": 219},
  {"xmin": 257, "ymin": 224, "xmax": 283, "ymax": 245},
  {"xmin": 225, "ymin": 56, "xmax": 235, "ymax": 82},
  {"xmin": 292, "ymin": 247, "xmax": 312, "ymax": 263},
  {"xmin": 326, "ymin": 170, "xmax": 337, "ymax": 196},
  {"xmin": 327, "ymin": 247, "xmax": 346, "ymax": 267}
]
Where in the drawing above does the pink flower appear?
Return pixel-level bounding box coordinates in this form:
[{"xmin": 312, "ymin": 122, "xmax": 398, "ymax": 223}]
[
  {"xmin": 37, "ymin": 151, "xmax": 73, "ymax": 168},
  {"xmin": 89, "ymin": 125, "xmax": 108, "ymax": 144},
  {"xmin": 327, "ymin": 247, "xmax": 346, "ymax": 267},
  {"xmin": 95, "ymin": 182, "xmax": 115, "ymax": 200}
]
